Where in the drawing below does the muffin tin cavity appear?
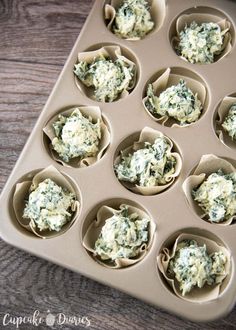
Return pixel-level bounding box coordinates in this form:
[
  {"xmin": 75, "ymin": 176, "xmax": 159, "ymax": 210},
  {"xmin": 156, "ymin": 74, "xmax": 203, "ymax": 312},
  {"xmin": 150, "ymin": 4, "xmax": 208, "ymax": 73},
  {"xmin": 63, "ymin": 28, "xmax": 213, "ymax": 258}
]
[
  {"xmin": 142, "ymin": 67, "xmax": 209, "ymax": 127},
  {"xmin": 183, "ymin": 154, "xmax": 236, "ymax": 225},
  {"xmin": 43, "ymin": 105, "xmax": 111, "ymax": 168},
  {"xmin": 74, "ymin": 44, "xmax": 139, "ymax": 102},
  {"xmin": 157, "ymin": 229, "xmax": 231, "ymax": 302},
  {"xmin": 82, "ymin": 198, "xmax": 156, "ymax": 268},
  {"xmin": 12, "ymin": 166, "xmax": 81, "ymax": 239},
  {"xmin": 113, "ymin": 127, "xmax": 182, "ymax": 195},
  {"xmin": 104, "ymin": 0, "xmax": 166, "ymax": 40},
  {"xmin": 214, "ymin": 94, "xmax": 236, "ymax": 150},
  {"xmin": 170, "ymin": 6, "xmax": 233, "ymax": 64},
  {"xmin": 2, "ymin": 0, "xmax": 236, "ymax": 322}
]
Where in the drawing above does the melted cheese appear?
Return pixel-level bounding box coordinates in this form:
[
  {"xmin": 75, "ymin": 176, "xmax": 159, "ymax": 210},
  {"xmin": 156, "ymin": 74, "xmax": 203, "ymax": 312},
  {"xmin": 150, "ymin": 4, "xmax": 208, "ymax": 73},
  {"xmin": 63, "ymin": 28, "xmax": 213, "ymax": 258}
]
[
  {"xmin": 222, "ymin": 104, "xmax": 236, "ymax": 141},
  {"xmin": 193, "ymin": 170, "xmax": 236, "ymax": 222},
  {"xmin": 177, "ymin": 22, "xmax": 227, "ymax": 64},
  {"xmin": 52, "ymin": 108, "xmax": 101, "ymax": 163},
  {"xmin": 74, "ymin": 55, "xmax": 135, "ymax": 102},
  {"xmin": 168, "ymin": 240, "xmax": 227, "ymax": 295},
  {"xmin": 114, "ymin": 136, "xmax": 176, "ymax": 187},
  {"xmin": 23, "ymin": 179, "xmax": 75, "ymax": 232},
  {"xmin": 112, "ymin": 0, "xmax": 154, "ymax": 39},
  {"xmin": 94, "ymin": 205, "xmax": 149, "ymax": 261},
  {"xmin": 145, "ymin": 79, "xmax": 202, "ymax": 125}
]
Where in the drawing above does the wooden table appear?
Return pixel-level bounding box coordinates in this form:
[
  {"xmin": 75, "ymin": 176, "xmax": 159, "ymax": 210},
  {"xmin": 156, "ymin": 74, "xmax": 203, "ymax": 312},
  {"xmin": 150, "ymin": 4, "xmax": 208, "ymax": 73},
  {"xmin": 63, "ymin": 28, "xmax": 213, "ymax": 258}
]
[{"xmin": 0, "ymin": 1, "xmax": 236, "ymax": 329}]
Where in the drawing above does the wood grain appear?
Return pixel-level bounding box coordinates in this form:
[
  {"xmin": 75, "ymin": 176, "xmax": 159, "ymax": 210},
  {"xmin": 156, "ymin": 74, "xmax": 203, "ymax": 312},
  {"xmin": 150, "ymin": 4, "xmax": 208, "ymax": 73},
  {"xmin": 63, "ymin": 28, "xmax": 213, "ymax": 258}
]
[{"xmin": 0, "ymin": 1, "xmax": 236, "ymax": 329}]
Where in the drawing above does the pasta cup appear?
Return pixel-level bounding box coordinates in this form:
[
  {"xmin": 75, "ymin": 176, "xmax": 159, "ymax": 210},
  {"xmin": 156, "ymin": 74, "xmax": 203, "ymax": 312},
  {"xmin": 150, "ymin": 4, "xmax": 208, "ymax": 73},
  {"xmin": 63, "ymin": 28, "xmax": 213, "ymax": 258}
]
[
  {"xmin": 74, "ymin": 45, "xmax": 137, "ymax": 101},
  {"xmin": 216, "ymin": 96, "xmax": 236, "ymax": 150},
  {"xmin": 83, "ymin": 203, "xmax": 156, "ymax": 268},
  {"xmin": 183, "ymin": 154, "xmax": 236, "ymax": 225},
  {"xmin": 172, "ymin": 12, "xmax": 232, "ymax": 64},
  {"xmin": 43, "ymin": 106, "xmax": 110, "ymax": 168},
  {"xmin": 114, "ymin": 127, "xmax": 182, "ymax": 195},
  {"xmin": 104, "ymin": 0, "xmax": 166, "ymax": 40},
  {"xmin": 142, "ymin": 68, "xmax": 207, "ymax": 127},
  {"xmin": 157, "ymin": 233, "xmax": 231, "ymax": 302},
  {"xmin": 13, "ymin": 165, "xmax": 80, "ymax": 239}
]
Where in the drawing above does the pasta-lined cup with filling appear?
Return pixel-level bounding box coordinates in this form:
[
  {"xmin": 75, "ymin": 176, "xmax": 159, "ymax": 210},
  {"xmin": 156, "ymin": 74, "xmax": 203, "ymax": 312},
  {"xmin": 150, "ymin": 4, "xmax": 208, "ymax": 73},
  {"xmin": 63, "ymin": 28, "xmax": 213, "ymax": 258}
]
[
  {"xmin": 183, "ymin": 154, "xmax": 236, "ymax": 225},
  {"xmin": 43, "ymin": 106, "xmax": 110, "ymax": 168},
  {"xmin": 13, "ymin": 165, "xmax": 80, "ymax": 239},
  {"xmin": 172, "ymin": 12, "xmax": 232, "ymax": 64},
  {"xmin": 83, "ymin": 203, "xmax": 156, "ymax": 268},
  {"xmin": 143, "ymin": 68, "xmax": 207, "ymax": 127},
  {"xmin": 216, "ymin": 96, "xmax": 236, "ymax": 150},
  {"xmin": 114, "ymin": 127, "xmax": 182, "ymax": 195},
  {"xmin": 157, "ymin": 233, "xmax": 231, "ymax": 302},
  {"xmin": 74, "ymin": 45, "xmax": 137, "ymax": 102},
  {"xmin": 104, "ymin": 0, "xmax": 159, "ymax": 40}
]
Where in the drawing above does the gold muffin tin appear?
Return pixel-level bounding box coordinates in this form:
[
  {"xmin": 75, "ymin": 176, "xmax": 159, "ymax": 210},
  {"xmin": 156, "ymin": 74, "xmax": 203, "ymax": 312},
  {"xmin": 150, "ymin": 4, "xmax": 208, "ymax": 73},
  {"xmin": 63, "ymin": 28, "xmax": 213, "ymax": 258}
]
[{"xmin": 1, "ymin": 0, "xmax": 236, "ymax": 321}]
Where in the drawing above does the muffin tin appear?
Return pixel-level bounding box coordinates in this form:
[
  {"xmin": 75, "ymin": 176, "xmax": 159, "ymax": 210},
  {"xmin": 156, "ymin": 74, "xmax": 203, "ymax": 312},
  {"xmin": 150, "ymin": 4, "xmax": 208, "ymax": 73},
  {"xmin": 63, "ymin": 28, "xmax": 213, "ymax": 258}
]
[{"xmin": 1, "ymin": 0, "xmax": 236, "ymax": 322}]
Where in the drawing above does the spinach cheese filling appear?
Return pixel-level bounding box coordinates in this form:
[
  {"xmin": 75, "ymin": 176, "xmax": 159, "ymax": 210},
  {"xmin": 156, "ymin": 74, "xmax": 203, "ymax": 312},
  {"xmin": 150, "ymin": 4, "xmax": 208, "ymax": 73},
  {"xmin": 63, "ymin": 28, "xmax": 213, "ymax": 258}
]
[
  {"xmin": 74, "ymin": 55, "xmax": 135, "ymax": 102},
  {"xmin": 176, "ymin": 22, "xmax": 228, "ymax": 64},
  {"xmin": 112, "ymin": 0, "xmax": 154, "ymax": 39},
  {"xmin": 193, "ymin": 170, "xmax": 236, "ymax": 223},
  {"xmin": 23, "ymin": 179, "xmax": 75, "ymax": 232},
  {"xmin": 168, "ymin": 240, "xmax": 227, "ymax": 296},
  {"xmin": 145, "ymin": 79, "xmax": 202, "ymax": 125},
  {"xmin": 51, "ymin": 108, "xmax": 101, "ymax": 163},
  {"xmin": 222, "ymin": 104, "xmax": 236, "ymax": 141},
  {"xmin": 115, "ymin": 136, "xmax": 176, "ymax": 187},
  {"xmin": 94, "ymin": 205, "xmax": 149, "ymax": 261}
]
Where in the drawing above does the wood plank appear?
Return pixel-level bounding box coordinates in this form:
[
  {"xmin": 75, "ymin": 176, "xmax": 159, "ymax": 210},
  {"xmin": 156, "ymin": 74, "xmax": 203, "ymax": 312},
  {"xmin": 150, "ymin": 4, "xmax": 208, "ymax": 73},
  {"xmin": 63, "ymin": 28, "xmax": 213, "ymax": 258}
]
[{"xmin": 0, "ymin": 1, "xmax": 235, "ymax": 328}]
